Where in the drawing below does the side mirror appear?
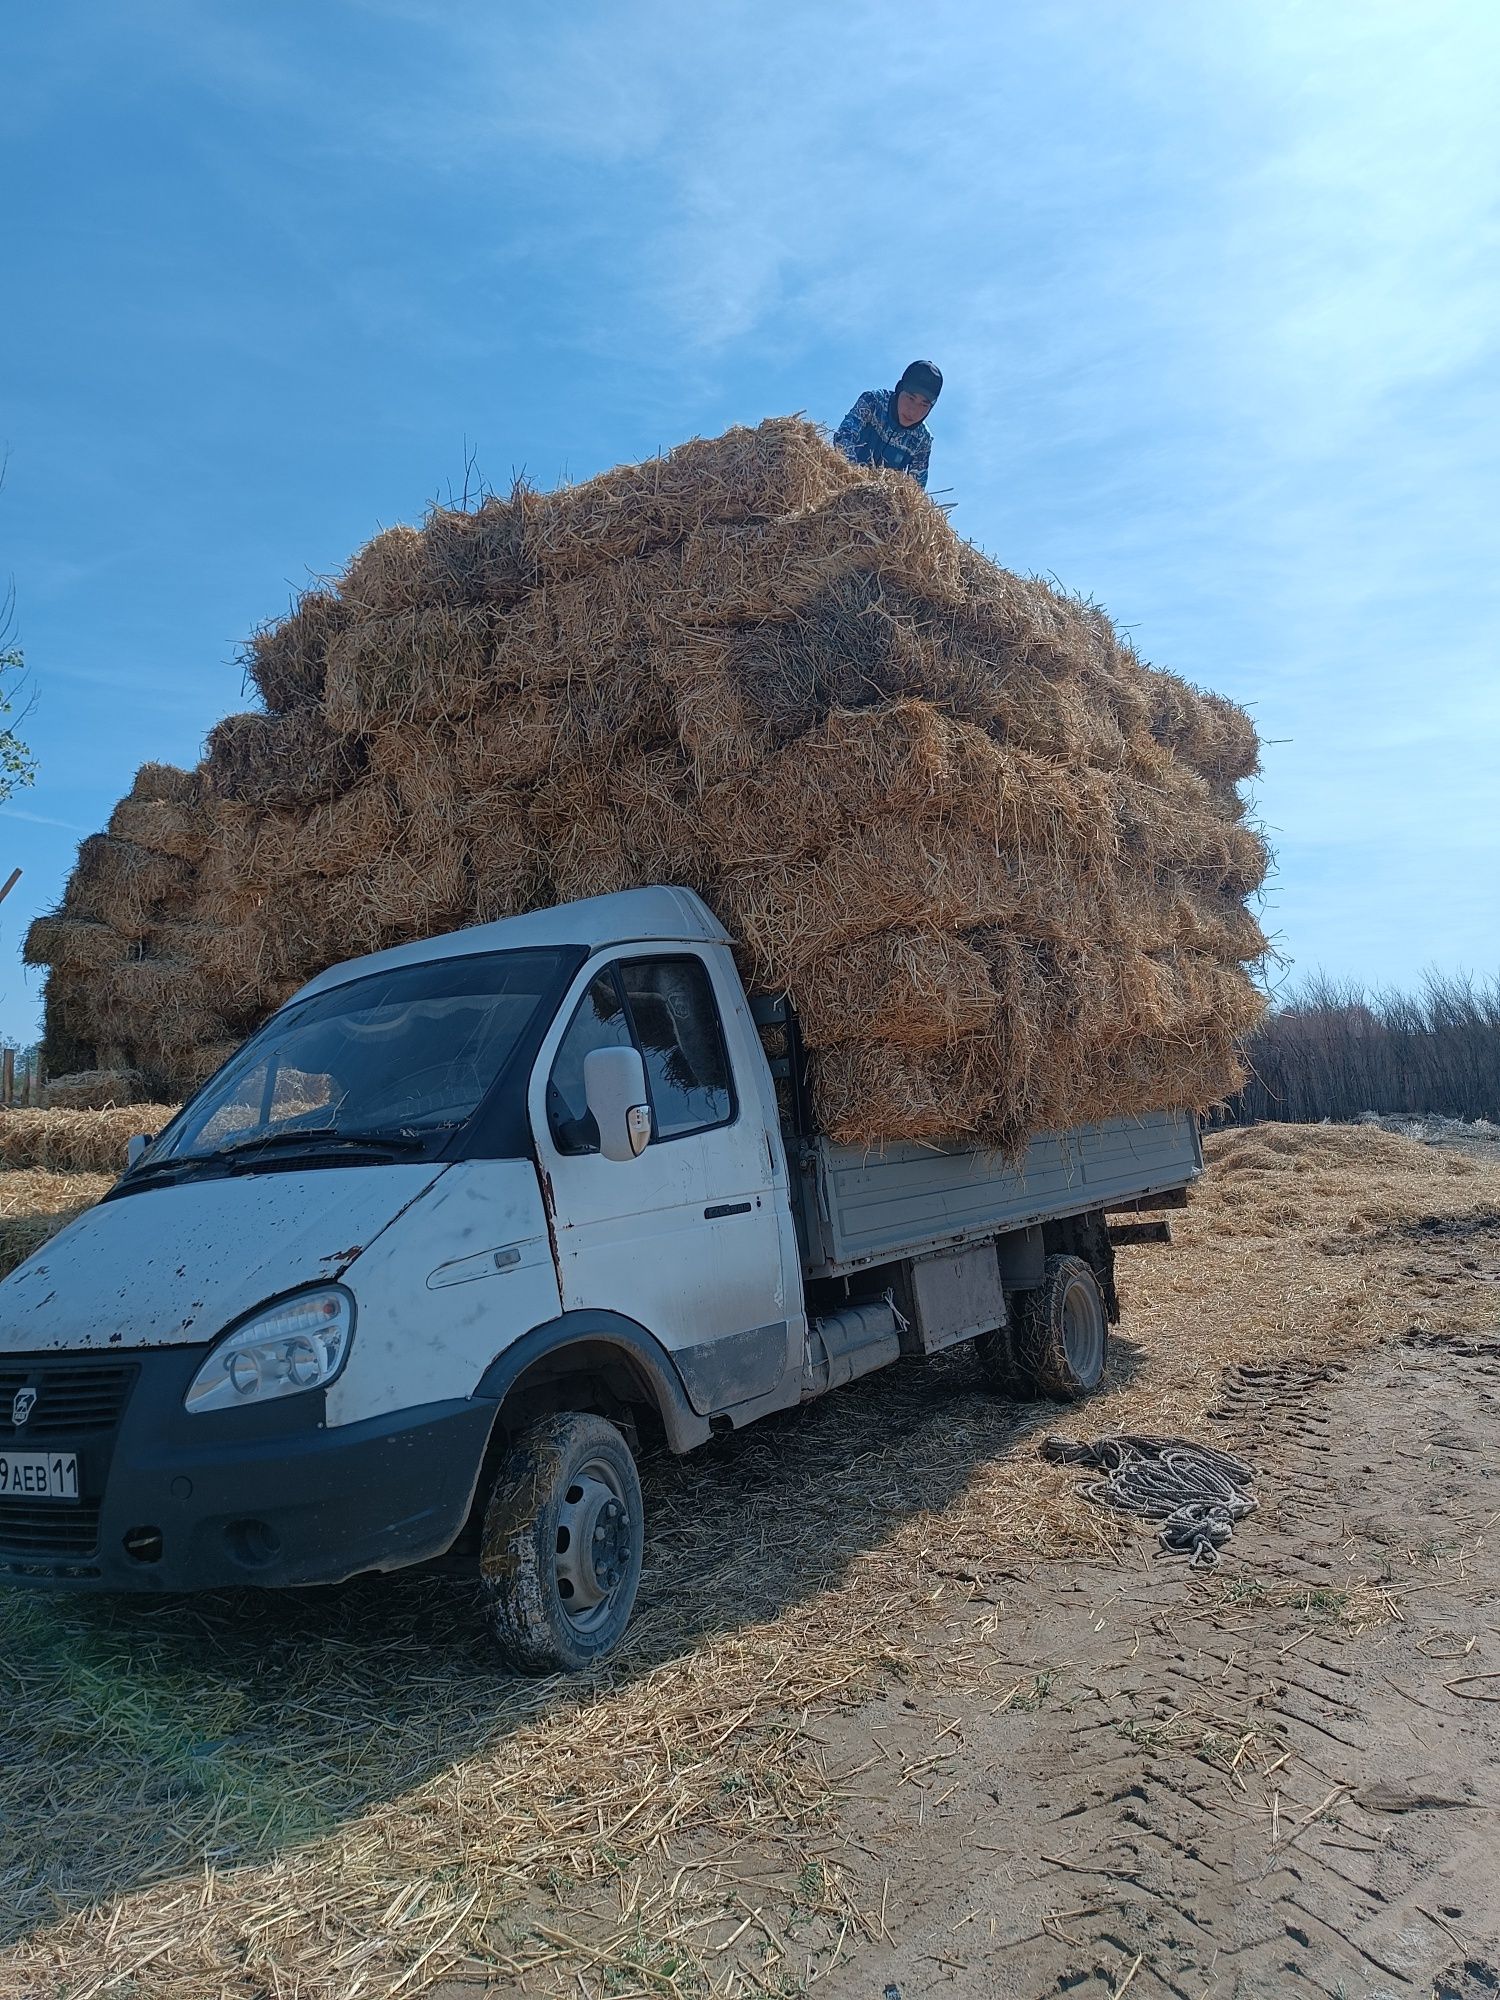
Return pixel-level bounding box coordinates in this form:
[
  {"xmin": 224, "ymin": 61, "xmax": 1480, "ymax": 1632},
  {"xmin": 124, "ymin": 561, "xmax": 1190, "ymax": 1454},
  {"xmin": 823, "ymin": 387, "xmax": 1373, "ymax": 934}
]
[
  {"xmin": 126, "ymin": 1134, "xmax": 150, "ymax": 1169},
  {"xmin": 583, "ymin": 1046, "xmax": 653, "ymax": 1162}
]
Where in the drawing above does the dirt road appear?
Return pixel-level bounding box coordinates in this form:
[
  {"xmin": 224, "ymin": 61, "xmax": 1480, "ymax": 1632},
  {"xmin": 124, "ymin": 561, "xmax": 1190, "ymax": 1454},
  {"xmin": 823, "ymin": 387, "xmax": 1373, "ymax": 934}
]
[
  {"xmin": 6, "ymin": 1125, "xmax": 1500, "ymax": 2000},
  {"xmin": 802, "ymin": 1334, "xmax": 1500, "ymax": 1999}
]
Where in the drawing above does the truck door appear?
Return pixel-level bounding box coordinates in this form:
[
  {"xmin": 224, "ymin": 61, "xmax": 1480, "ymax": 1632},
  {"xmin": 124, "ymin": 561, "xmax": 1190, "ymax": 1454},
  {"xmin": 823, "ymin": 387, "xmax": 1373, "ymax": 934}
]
[{"xmin": 529, "ymin": 949, "xmax": 796, "ymax": 1413}]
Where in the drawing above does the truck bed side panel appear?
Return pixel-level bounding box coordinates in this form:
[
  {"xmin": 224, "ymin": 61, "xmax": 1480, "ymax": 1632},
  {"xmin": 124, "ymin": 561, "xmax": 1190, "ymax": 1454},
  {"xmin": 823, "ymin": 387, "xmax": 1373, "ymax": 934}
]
[{"xmin": 798, "ymin": 1109, "xmax": 1202, "ymax": 1278}]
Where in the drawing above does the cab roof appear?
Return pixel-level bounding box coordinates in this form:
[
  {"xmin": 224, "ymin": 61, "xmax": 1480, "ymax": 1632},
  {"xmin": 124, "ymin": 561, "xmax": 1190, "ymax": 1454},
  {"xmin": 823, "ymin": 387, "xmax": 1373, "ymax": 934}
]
[{"xmin": 293, "ymin": 885, "xmax": 731, "ymax": 1004}]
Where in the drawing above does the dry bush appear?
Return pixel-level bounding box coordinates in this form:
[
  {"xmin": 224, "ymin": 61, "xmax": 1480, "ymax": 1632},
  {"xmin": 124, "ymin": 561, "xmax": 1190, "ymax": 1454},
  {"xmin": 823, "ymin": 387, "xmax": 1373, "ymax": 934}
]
[{"xmin": 1230, "ymin": 972, "xmax": 1500, "ymax": 1126}]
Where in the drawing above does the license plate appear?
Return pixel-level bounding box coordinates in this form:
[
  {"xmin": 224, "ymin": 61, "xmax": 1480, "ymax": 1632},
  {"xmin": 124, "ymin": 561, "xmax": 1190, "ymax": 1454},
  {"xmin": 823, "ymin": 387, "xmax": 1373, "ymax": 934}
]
[{"xmin": 0, "ymin": 1451, "xmax": 80, "ymax": 1502}]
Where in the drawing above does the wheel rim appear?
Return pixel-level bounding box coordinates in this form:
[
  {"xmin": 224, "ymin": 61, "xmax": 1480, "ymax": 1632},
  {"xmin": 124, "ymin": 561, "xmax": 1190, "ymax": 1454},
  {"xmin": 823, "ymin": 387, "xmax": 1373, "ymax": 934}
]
[
  {"xmin": 553, "ymin": 1455, "xmax": 635, "ymax": 1634},
  {"xmin": 1061, "ymin": 1276, "xmax": 1106, "ymax": 1382}
]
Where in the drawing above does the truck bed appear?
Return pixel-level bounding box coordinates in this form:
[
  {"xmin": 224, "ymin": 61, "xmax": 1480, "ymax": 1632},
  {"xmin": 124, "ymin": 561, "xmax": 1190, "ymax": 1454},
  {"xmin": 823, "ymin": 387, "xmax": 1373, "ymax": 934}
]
[{"xmin": 792, "ymin": 1110, "xmax": 1203, "ymax": 1279}]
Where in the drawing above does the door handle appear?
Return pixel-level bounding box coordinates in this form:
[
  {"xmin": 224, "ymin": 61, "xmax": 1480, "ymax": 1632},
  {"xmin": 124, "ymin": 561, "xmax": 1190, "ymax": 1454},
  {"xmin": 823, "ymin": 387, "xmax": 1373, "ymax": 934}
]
[{"xmin": 704, "ymin": 1201, "xmax": 753, "ymax": 1219}]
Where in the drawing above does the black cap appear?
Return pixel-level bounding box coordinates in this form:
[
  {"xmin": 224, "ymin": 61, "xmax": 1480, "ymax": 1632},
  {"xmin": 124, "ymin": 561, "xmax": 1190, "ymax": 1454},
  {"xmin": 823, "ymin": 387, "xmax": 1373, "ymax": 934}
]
[{"xmin": 896, "ymin": 359, "xmax": 943, "ymax": 405}]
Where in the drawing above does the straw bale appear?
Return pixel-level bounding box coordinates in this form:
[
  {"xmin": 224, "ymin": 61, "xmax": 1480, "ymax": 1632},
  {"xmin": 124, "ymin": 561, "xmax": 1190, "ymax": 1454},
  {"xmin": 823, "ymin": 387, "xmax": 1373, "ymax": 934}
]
[
  {"xmin": 38, "ymin": 971, "xmax": 99, "ymax": 1081},
  {"xmin": 1166, "ymin": 887, "xmax": 1269, "ymax": 964},
  {"xmin": 337, "ymin": 524, "xmax": 432, "ymax": 617},
  {"xmin": 41, "ymin": 1069, "xmax": 148, "ymax": 1111},
  {"xmin": 23, "ymin": 914, "xmax": 135, "ymax": 976},
  {"xmin": 243, "ymin": 589, "xmax": 349, "ymax": 712},
  {"xmin": 422, "ymin": 485, "xmax": 539, "ymax": 609},
  {"xmin": 64, "ymin": 836, "xmax": 191, "ymax": 938},
  {"xmin": 652, "ymin": 626, "xmax": 773, "ymax": 780},
  {"xmin": 128, "ymin": 761, "xmax": 199, "ymax": 805},
  {"xmin": 1143, "ymin": 670, "xmax": 1257, "ymax": 782},
  {"xmin": 1195, "ymin": 690, "xmax": 1260, "ymax": 783},
  {"xmin": 106, "ymin": 796, "xmax": 210, "ymax": 862},
  {"xmin": 1182, "ymin": 819, "xmax": 1270, "ymax": 899},
  {"xmin": 794, "ymin": 930, "xmax": 999, "ymax": 1050},
  {"xmin": 468, "ymin": 820, "xmax": 548, "ymax": 924},
  {"xmin": 246, "ymin": 885, "xmax": 340, "ymax": 987},
  {"xmin": 949, "ymin": 551, "xmax": 1117, "ymax": 680},
  {"xmin": 527, "ymin": 417, "xmax": 861, "ymax": 579},
  {"xmin": 666, "ymin": 479, "xmax": 961, "ymax": 628},
  {"xmin": 292, "ymin": 782, "xmax": 402, "ymax": 880},
  {"xmin": 524, "ymin": 481, "xmax": 959, "ymax": 699},
  {"xmin": 193, "ymin": 922, "xmax": 278, "ymax": 1009},
  {"xmin": 320, "ymin": 836, "xmax": 472, "ymax": 960},
  {"xmin": 371, "ymin": 695, "xmax": 569, "ymax": 820},
  {"xmin": 186, "ymin": 801, "xmax": 266, "ymax": 913},
  {"xmin": 322, "ymin": 607, "xmax": 506, "ymax": 732},
  {"xmin": 696, "ymin": 701, "xmax": 968, "ymax": 863},
  {"xmin": 810, "ymin": 1036, "xmax": 997, "ymax": 1148},
  {"xmin": 698, "ymin": 705, "xmax": 1104, "ymax": 871},
  {"xmin": 657, "ymin": 573, "xmax": 1139, "ymax": 783},
  {"xmin": 204, "ymin": 708, "xmax": 367, "ymax": 810},
  {"xmin": 95, "ymin": 958, "xmax": 228, "ymax": 1066},
  {"xmin": 178, "ymin": 1040, "xmax": 243, "ymax": 1091},
  {"xmin": 0, "ymin": 1105, "xmax": 178, "ymax": 1174},
  {"xmin": 142, "ymin": 919, "xmax": 273, "ymax": 1021},
  {"xmin": 609, "ymin": 751, "xmax": 719, "ymax": 896},
  {"xmin": 723, "ymin": 820, "xmax": 1030, "ymax": 987}
]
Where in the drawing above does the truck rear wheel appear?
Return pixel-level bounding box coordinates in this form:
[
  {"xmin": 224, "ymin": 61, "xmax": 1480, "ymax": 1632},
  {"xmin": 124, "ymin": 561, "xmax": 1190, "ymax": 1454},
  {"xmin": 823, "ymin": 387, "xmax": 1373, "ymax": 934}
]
[
  {"xmin": 999, "ymin": 1254, "xmax": 1110, "ymax": 1401},
  {"xmin": 479, "ymin": 1412, "xmax": 644, "ymax": 1674}
]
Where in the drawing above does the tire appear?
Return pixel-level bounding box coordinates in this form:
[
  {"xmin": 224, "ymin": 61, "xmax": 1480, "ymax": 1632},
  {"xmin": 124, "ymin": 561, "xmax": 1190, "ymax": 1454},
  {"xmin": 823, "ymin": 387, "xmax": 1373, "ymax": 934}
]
[
  {"xmin": 479, "ymin": 1412, "xmax": 644, "ymax": 1674},
  {"xmin": 1009, "ymin": 1254, "xmax": 1110, "ymax": 1401}
]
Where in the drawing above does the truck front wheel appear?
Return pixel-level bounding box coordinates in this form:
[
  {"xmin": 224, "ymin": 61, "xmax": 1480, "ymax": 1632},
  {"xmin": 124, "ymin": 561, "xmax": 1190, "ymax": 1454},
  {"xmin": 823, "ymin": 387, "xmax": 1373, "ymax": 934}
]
[
  {"xmin": 983, "ymin": 1254, "xmax": 1110, "ymax": 1401},
  {"xmin": 479, "ymin": 1412, "xmax": 644, "ymax": 1674}
]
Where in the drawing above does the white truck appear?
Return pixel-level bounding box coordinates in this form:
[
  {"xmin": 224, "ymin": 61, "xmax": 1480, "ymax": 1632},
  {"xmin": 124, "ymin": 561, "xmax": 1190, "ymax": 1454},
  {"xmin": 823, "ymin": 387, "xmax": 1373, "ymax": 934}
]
[{"xmin": 0, "ymin": 887, "xmax": 1199, "ymax": 1672}]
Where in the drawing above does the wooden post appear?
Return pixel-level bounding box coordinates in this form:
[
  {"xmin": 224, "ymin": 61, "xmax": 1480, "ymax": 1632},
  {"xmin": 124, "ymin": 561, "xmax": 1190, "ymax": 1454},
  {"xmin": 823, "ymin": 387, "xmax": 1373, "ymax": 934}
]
[{"xmin": 1, "ymin": 1049, "xmax": 13, "ymax": 1108}]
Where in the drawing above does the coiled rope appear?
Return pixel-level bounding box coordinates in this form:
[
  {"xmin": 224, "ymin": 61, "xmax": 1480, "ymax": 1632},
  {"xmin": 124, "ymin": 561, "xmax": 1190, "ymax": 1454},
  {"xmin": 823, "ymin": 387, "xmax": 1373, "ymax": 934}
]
[{"xmin": 1040, "ymin": 1433, "xmax": 1258, "ymax": 1568}]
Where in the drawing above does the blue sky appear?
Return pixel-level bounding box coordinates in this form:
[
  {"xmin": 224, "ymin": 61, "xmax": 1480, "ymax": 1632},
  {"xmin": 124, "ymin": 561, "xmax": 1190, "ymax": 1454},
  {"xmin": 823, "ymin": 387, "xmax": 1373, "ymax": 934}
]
[{"xmin": 3, "ymin": 0, "xmax": 1497, "ymax": 1050}]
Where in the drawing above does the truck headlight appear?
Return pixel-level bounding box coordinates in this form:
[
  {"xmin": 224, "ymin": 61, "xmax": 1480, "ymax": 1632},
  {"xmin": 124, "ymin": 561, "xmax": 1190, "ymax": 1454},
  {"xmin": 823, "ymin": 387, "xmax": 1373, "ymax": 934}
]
[{"xmin": 185, "ymin": 1288, "xmax": 355, "ymax": 1415}]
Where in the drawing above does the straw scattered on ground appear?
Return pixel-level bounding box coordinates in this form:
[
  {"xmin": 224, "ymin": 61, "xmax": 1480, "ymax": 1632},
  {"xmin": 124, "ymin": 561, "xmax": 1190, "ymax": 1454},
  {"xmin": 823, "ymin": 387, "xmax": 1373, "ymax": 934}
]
[
  {"xmin": 0, "ymin": 1170, "xmax": 117, "ymax": 1278},
  {"xmin": 3, "ymin": 1124, "xmax": 1498, "ymax": 1999}
]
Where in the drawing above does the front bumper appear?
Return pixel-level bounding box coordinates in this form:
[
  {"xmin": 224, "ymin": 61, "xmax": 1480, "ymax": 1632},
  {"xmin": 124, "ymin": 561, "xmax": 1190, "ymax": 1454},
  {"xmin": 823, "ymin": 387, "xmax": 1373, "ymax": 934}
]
[{"xmin": 0, "ymin": 1346, "xmax": 496, "ymax": 1592}]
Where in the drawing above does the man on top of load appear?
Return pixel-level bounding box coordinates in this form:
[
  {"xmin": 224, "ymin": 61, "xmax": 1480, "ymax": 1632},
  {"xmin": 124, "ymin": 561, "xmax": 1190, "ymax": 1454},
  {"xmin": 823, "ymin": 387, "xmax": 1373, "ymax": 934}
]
[{"xmin": 833, "ymin": 359, "xmax": 943, "ymax": 488}]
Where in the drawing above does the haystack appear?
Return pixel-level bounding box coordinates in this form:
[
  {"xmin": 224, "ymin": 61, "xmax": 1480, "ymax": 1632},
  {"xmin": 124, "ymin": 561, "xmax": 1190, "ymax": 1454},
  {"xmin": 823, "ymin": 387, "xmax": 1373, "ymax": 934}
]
[{"xmin": 28, "ymin": 418, "xmax": 1268, "ymax": 1150}]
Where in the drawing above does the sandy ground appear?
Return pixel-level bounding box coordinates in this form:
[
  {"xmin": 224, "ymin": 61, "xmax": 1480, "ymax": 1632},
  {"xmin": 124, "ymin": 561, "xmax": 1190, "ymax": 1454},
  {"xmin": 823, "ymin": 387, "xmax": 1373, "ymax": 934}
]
[
  {"xmin": 767, "ymin": 1336, "xmax": 1500, "ymax": 1999},
  {"xmin": 4, "ymin": 1125, "xmax": 1500, "ymax": 2000}
]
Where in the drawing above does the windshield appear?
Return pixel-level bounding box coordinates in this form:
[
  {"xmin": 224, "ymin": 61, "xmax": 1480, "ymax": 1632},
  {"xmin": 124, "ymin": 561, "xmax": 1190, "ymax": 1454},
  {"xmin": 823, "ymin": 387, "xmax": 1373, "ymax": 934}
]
[{"xmin": 148, "ymin": 948, "xmax": 570, "ymax": 1166}]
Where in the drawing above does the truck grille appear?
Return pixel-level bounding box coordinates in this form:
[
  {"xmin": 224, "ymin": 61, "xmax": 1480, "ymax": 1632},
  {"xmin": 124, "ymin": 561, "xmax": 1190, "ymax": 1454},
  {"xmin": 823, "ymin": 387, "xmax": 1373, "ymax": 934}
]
[
  {"xmin": 0, "ymin": 1498, "xmax": 102, "ymax": 1563},
  {"xmin": 0, "ymin": 1360, "xmax": 137, "ymax": 1439}
]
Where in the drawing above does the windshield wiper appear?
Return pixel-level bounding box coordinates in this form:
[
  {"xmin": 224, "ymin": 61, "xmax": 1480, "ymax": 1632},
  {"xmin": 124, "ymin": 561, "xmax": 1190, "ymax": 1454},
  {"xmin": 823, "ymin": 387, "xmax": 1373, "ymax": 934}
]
[
  {"xmin": 213, "ymin": 1126, "xmax": 433, "ymax": 1161},
  {"xmin": 121, "ymin": 1128, "xmax": 435, "ymax": 1184}
]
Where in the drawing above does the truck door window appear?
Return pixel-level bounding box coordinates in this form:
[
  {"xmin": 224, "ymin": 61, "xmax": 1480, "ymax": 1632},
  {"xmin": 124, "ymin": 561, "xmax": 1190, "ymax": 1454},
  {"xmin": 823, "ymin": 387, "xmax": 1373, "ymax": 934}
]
[
  {"xmin": 547, "ymin": 970, "xmax": 633, "ymax": 1154},
  {"xmin": 619, "ymin": 958, "xmax": 734, "ymax": 1140}
]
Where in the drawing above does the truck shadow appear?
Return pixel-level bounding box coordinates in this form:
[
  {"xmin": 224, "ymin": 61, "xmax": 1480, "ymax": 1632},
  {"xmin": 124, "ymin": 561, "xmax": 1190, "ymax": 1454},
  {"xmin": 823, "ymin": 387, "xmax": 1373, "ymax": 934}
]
[{"xmin": 0, "ymin": 1342, "xmax": 1147, "ymax": 1951}]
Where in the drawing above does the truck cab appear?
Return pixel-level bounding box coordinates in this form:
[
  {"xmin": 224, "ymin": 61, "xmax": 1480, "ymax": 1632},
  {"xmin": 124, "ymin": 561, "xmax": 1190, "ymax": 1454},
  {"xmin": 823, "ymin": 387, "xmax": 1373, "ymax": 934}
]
[{"xmin": 0, "ymin": 887, "xmax": 1199, "ymax": 1672}]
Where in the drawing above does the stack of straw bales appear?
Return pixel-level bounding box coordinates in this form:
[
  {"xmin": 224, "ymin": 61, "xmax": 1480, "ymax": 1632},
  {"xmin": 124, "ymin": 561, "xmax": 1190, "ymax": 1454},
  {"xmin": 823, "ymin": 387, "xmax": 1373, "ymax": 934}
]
[{"xmin": 26, "ymin": 418, "xmax": 1267, "ymax": 1150}]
